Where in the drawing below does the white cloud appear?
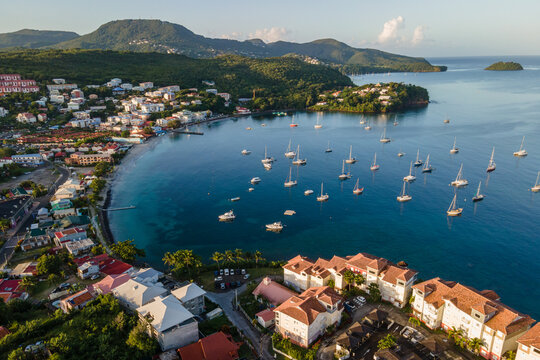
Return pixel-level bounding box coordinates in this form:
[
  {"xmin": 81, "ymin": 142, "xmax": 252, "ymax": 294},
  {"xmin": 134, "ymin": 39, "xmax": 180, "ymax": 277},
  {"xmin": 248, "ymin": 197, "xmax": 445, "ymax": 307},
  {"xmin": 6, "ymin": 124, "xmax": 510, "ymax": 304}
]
[
  {"xmin": 220, "ymin": 32, "xmax": 244, "ymax": 40},
  {"xmin": 248, "ymin": 27, "xmax": 290, "ymax": 43},
  {"xmin": 412, "ymin": 26, "xmax": 425, "ymax": 46},
  {"xmin": 377, "ymin": 16, "xmax": 405, "ymax": 44}
]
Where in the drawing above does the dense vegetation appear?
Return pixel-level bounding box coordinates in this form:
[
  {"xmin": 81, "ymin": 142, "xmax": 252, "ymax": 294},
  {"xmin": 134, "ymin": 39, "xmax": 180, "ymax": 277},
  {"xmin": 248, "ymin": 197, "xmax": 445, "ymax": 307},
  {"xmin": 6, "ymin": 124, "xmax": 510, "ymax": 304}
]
[
  {"xmin": 0, "ymin": 49, "xmax": 353, "ymax": 110},
  {"xmin": 0, "ymin": 29, "xmax": 79, "ymax": 50},
  {"xmin": 484, "ymin": 61, "xmax": 523, "ymax": 71}
]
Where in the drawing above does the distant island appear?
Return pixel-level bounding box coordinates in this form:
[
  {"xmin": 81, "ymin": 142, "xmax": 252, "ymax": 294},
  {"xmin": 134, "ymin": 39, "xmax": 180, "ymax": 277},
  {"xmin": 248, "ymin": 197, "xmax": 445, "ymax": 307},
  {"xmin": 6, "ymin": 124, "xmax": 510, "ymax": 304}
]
[{"xmin": 485, "ymin": 61, "xmax": 523, "ymax": 71}]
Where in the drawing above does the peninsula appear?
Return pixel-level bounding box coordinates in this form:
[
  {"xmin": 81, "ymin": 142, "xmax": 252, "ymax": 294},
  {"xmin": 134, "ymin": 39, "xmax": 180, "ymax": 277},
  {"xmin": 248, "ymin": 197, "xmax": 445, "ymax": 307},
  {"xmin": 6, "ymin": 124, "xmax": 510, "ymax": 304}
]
[{"xmin": 485, "ymin": 61, "xmax": 524, "ymax": 71}]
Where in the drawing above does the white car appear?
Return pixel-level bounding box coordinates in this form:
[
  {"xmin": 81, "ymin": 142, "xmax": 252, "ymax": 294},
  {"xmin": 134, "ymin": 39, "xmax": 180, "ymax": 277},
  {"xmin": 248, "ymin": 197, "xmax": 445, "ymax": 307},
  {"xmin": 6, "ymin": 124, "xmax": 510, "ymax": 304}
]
[
  {"xmin": 230, "ymin": 269, "xmax": 235, "ymax": 276},
  {"xmin": 224, "ymin": 269, "xmax": 229, "ymax": 276}
]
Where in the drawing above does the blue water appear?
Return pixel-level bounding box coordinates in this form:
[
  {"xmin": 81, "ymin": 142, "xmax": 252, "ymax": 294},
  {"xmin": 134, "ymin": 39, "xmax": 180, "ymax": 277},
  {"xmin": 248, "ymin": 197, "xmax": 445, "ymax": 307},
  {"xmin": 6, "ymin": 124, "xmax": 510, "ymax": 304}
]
[{"xmin": 110, "ymin": 56, "xmax": 540, "ymax": 319}]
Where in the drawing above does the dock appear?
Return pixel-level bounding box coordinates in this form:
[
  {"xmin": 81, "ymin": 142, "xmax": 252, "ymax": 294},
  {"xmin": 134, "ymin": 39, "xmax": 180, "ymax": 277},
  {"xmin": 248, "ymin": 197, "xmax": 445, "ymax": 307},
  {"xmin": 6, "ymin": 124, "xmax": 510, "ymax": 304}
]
[{"xmin": 102, "ymin": 205, "xmax": 136, "ymax": 212}]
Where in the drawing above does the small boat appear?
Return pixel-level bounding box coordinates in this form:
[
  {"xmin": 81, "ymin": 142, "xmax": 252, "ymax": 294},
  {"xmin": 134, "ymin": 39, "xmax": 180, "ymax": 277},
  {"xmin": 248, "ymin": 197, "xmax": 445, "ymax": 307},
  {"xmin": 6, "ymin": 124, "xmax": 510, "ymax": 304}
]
[
  {"xmin": 531, "ymin": 171, "xmax": 540, "ymax": 193},
  {"xmin": 370, "ymin": 153, "xmax": 380, "ymax": 171},
  {"xmin": 284, "ymin": 139, "xmax": 296, "ymax": 158},
  {"xmin": 218, "ymin": 210, "xmax": 236, "ymax": 221},
  {"xmin": 284, "ymin": 167, "xmax": 298, "ymax": 187},
  {"xmin": 314, "ymin": 114, "xmax": 323, "ymax": 129},
  {"xmin": 443, "ymin": 117, "xmax": 450, "ymax": 124},
  {"xmin": 450, "ymin": 137, "xmax": 459, "ymax": 154},
  {"xmin": 403, "ymin": 161, "xmax": 416, "ymax": 182},
  {"xmin": 304, "ymin": 189, "xmax": 314, "ymax": 196},
  {"xmin": 353, "ymin": 178, "xmax": 364, "ymax": 195},
  {"xmin": 263, "ymin": 162, "xmax": 272, "ymax": 170},
  {"xmin": 451, "ymin": 163, "xmax": 469, "ymax": 187},
  {"xmin": 413, "ymin": 149, "xmax": 423, "ymax": 167},
  {"xmin": 447, "ymin": 193, "xmax": 463, "ymax": 216},
  {"xmin": 266, "ymin": 222, "xmax": 284, "ymax": 232},
  {"xmin": 513, "ymin": 136, "xmax": 528, "ymax": 157},
  {"xmin": 246, "ymin": 127, "xmax": 252, "ymax": 130},
  {"xmin": 359, "ymin": 116, "xmax": 366, "ymax": 125},
  {"xmin": 261, "ymin": 146, "xmax": 275, "ymax": 164},
  {"xmin": 248, "ymin": 187, "xmax": 254, "ymax": 192},
  {"xmin": 393, "ymin": 118, "xmax": 399, "ymax": 126},
  {"xmin": 290, "ymin": 116, "xmax": 298, "ymax": 127},
  {"xmin": 241, "ymin": 149, "xmax": 251, "ymax": 155},
  {"xmin": 230, "ymin": 197, "xmax": 241, "ymax": 202},
  {"xmin": 397, "ymin": 181, "xmax": 412, "ymax": 202},
  {"xmin": 261, "ymin": 123, "xmax": 266, "ymax": 127},
  {"xmin": 379, "ymin": 127, "xmax": 391, "ymax": 143},
  {"xmin": 397, "ymin": 149, "xmax": 405, "ymax": 157},
  {"xmin": 338, "ymin": 160, "xmax": 351, "ymax": 180},
  {"xmin": 486, "ymin": 147, "xmax": 496, "ymax": 172},
  {"xmin": 422, "ymin": 154, "xmax": 433, "ymax": 173},
  {"xmin": 365, "ymin": 124, "xmax": 372, "ymax": 131},
  {"xmin": 316, "ymin": 182, "xmax": 329, "ymax": 202},
  {"xmin": 472, "ymin": 181, "xmax": 485, "ymax": 202},
  {"xmin": 284, "ymin": 210, "xmax": 296, "ymax": 216},
  {"xmin": 250, "ymin": 177, "xmax": 261, "ymax": 184},
  {"xmin": 325, "ymin": 141, "xmax": 332, "ymax": 153},
  {"xmin": 292, "ymin": 145, "xmax": 307, "ymax": 165},
  {"xmin": 345, "ymin": 145, "xmax": 357, "ymax": 164}
]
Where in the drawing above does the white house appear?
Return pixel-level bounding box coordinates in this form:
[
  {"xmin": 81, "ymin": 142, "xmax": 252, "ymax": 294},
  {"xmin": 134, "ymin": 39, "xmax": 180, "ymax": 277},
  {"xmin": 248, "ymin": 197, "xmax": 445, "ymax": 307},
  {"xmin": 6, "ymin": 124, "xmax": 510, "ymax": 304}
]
[
  {"xmin": 16, "ymin": 113, "xmax": 36, "ymax": 123},
  {"xmin": 171, "ymin": 283, "xmax": 206, "ymax": 315},
  {"xmin": 517, "ymin": 324, "xmax": 540, "ymax": 360},
  {"xmin": 11, "ymin": 154, "xmax": 43, "ymax": 166},
  {"xmin": 137, "ymin": 294, "xmax": 199, "ymax": 351},
  {"xmin": 112, "ymin": 279, "xmax": 168, "ymax": 310},
  {"xmin": 131, "ymin": 267, "xmax": 163, "ymax": 285},
  {"xmin": 78, "ymin": 261, "xmax": 100, "ymax": 279}
]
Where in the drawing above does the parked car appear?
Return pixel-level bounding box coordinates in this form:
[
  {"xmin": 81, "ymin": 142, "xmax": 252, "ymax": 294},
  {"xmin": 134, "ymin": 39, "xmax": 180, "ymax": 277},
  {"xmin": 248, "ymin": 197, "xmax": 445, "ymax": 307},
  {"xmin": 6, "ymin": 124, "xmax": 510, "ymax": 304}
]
[
  {"xmin": 219, "ymin": 269, "xmax": 224, "ymax": 276},
  {"xmin": 230, "ymin": 269, "xmax": 235, "ymax": 276},
  {"xmin": 90, "ymin": 274, "xmax": 100, "ymax": 280},
  {"xmin": 220, "ymin": 283, "xmax": 226, "ymax": 290},
  {"xmin": 243, "ymin": 274, "xmax": 250, "ymax": 279},
  {"xmin": 236, "ymin": 281, "xmax": 242, "ymax": 287},
  {"xmin": 357, "ymin": 296, "xmax": 366, "ymax": 303},
  {"xmin": 214, "ymin": 270, "xmax": 219, "ymax": 276},
  {"xmin": 214, "ymin": 276, "xmax": 223, "ymax": 282},
  {"xmin": 224, "ymin": 269, "xmax": 229, "ymax": 276},
  {"xmin": 241, "ymin": 269, "xmax": 246, "ymax": 275}
]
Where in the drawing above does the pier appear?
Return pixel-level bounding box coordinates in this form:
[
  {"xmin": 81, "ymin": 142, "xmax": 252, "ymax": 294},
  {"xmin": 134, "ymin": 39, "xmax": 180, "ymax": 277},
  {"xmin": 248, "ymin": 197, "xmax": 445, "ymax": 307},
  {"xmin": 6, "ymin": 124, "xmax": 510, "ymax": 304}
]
[{"xmin": 102, "ymin": 205, "xmax": 136, "ymax": 212}]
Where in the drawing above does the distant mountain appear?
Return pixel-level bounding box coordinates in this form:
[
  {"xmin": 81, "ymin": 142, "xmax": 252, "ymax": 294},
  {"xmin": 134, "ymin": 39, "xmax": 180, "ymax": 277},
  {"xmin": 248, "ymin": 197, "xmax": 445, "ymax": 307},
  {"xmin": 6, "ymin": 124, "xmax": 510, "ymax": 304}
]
[{"xmin": 0, "ymin": 29, "xmax": 79, "ymax": 49}]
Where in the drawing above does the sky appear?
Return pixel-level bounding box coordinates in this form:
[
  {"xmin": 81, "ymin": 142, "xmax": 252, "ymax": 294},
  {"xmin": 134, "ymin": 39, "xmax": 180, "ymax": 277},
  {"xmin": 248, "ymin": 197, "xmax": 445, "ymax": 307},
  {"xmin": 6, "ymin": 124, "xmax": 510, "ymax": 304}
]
[{"xmin": 1, "ymin": 0, "xmax": 540, "ymax": 57}]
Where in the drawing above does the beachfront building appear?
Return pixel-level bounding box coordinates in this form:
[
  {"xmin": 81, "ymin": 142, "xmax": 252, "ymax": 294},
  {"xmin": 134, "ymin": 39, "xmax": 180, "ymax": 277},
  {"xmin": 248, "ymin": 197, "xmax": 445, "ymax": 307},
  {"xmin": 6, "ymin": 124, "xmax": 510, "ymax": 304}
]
[
  {"xmin": 171, "ymin": 283, "xmax": 206, "ymax": 315},
  {"xmin": 273, "ymin": 286, "xmax": 343, "ymax": 347},
  {"xmin": 517, "ymin": 324, "xmax": 540, "ymax": 360},
  {"xmin": 66, "ymin": 152, "xmax": 113, "ymax": 166},
  {"xmin": 411, "ymin": 278, "xmax": 535, "ymax": 360},
  {"xmin": 283, "ymin": 252, "xmax": 417, "ymax": 308}
]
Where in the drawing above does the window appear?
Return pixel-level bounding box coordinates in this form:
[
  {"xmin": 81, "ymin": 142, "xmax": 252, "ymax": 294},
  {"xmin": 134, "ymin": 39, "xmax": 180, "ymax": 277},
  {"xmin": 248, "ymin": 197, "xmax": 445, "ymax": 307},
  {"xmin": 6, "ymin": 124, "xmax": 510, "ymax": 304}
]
[
  {"xmin": 474, "ymin": 313, "xmax": 481, "ymax": 319},
  {"xmin": 533, "ymin": 349, "xmax": 540, "ymax": 355}
]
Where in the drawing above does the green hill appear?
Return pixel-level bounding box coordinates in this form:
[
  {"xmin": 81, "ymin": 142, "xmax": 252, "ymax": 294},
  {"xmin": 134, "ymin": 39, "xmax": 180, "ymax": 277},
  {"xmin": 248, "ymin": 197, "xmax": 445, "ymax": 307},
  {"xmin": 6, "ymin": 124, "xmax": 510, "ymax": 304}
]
[
  {"xmin": 0, "ymin": 29, "xmax": 79, "ymax": 49},
  {"xmin": 485, "ymin": 61, "xmax": 523, "ymax": 71}
]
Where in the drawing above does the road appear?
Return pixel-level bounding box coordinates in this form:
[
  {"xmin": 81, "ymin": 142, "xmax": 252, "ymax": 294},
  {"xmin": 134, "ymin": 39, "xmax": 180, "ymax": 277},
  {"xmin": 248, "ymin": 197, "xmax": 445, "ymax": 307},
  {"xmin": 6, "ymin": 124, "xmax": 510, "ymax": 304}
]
[
  {"xmin": 206, "ymin": 285, "xmax": 273, "ymax": 360},
  {"xmin": 0, "ymin": 163, "xmax": 70, "ymax": 269}
]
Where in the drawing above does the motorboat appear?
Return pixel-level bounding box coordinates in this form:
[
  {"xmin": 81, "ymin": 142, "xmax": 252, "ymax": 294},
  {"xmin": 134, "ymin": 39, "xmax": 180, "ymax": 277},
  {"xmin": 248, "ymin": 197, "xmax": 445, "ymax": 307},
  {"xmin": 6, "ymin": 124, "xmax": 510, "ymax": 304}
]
[
  {"xmin": 353, "ymin": 178, "xmax": 364, "ymax": 195},
  {"xmin": 338, "ymin": 160, "xmax": 351, "ymax": 180},
  {"xmin": 241, "ymin": 149, "xmax": 251, "ymax": 155},
  {"xmin": 397, "ymin": 181, "xmax": 412, "ymax": 202},
  {"xmin": 413, "ymin": 149, "xmax": 423, "ymax": 167},
  {"xmin": 266, "ymin": 222, "xmax": 284, "ymax": 232},
  {"xmin": 292, "ymin": 145, "xmax": 307, "ymax": 165},
  {"xmin": 403, "ymin": 161, "xmax": 416, "ymax": 182},
  {"xmin": 513, "ymin": 136, "xmax": 527, "ymax": 157},
  {"xmin": 451, "ymin": 163, "xmax": 468, "ymax": 187},
  {"xmin": 447, "ymin": 194, "xmax": 463, "ymax": 216},
  {"xmin": 284, "ymin": 139, "xmax": 296, "ymax": 158},
  {"xmin": 422, "ymin": 154, "xmax": 433, "ymax": 173},
  {"xmin": 218, "ymin": 210, "xmax": 236, "ymax": 221},
  {"xmin": 284, "ymin": 210, "xmax": 296, "ymax": 216},
  {"xmin": 472, "ymin": 181, "xmax": 485, "ymax": 202},
  {"xmin": 370, "ymin": 153, "xmax": 380, "ymax": 171},
  {"xmin": 284, "ymin": 167, "xmax": 298, "ymax": 187},
  {"xmin": 443, "ymin": 117, "xmax": 450, "ymax": 124},
  {"xmin": 397, "ymin": 149, "xmax": 405, "ymax": 157},
  {"xmin": 486, "ymin": 147, "xmax": 496, "ymax": 172},
  {"xmin": 316, "ymin": 182, "xmax": 329, "ymax": 202},
  {"xmin": 304, "ymin": 189, "xmax": 314, "ymax": 196},
  {"xmin": 230, "ymin": 197, "xmax": 241, "ymax": 202},
  {"xmin": 450, "ymin": 137, "xmax": 459, "ymax": 154},
  {"xmin": 250, "ymin": 177, "xmax": 261, "ymax": 184},
  {"xmin": 345, "ymin": 145, "xmax": 357, "ymax": 164},
  {"xmin": 290, "ymin": 116, "xmax": 298, "ymax": 127},
  {"xmin": 248, "ymin": 187, "xmax": 254, "ymax": 192}
]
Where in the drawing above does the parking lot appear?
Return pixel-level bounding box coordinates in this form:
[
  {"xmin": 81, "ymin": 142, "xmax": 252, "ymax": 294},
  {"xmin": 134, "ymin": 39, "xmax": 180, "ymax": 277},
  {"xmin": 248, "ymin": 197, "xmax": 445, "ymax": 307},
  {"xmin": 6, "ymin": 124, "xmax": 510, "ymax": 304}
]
[{"xmin": 213, "ymin": 268, "xmax": 250, "ymax": 291}]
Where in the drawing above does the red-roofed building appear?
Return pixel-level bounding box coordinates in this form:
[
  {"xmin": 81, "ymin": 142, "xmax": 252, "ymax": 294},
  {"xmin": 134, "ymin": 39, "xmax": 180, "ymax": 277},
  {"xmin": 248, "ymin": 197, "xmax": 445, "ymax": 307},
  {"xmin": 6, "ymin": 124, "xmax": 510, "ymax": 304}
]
[
  {"xmin": 87, "ymin": 273, "xmax": 131, "ymax": 295},
  {"xmin": 73, "ymin": 254, "xmax": 132, "ymax": 276},
  {"xmin": 0, "ymin": 326, "xmax": 10, "ymax": 340},
  {"xmin": 0, "ymin": 279, "xmax": 29, "ymax": 302},
  {"xmin": 255, "ymin": 309, "xmax": 275, "ymax": 328},
  {"xmin": 54, "ymin": 227, "xmax": 87, "ymax": 245},
  {"xmin": 252, "ymin": 277, "xmax": 297, "ymax": 307},
  {"xmin": 59, "ymin": 289, "xmax": 94, "ymax": 313},
  {"xmin": 177, "ymin": 331, "xmax": 241, "ymax": 360},
  {"xmin": 517, "ymin": 323, "xmax": 540, "ymax": 360}
]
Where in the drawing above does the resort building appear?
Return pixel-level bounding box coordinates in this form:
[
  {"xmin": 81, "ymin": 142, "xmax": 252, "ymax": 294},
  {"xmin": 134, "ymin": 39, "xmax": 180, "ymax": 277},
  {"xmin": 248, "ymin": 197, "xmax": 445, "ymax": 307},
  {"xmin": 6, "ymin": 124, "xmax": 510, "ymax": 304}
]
[
  {"xmin": 11, "ymin": 154, "xmax": 43, "ymax": 165},
  {"xmin": 517, "ymin": 324, "xmax": 540, "ymax": 360},
  {"xmin": 66, "ymin": 152, "xmax": 113, "ymax": 166},
  {"xmin": 171, "ymin": 283, "xmax": 206, "ymax": 315},
  {"xmin": 412, "ymin": 277, "xmax": 535, "ymax": 360},
  {"xmin": 273, "ymin": 286, "xmax": 343, "ymax": 347}
]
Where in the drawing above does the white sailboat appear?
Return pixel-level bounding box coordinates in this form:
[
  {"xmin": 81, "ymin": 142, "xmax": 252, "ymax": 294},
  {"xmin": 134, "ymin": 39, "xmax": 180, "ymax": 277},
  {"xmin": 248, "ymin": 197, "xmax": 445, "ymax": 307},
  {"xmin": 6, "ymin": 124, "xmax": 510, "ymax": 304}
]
[
  {"xmin": 284, "ymin": 167, "xmax": 298, "ymax": 187},
  {"xmin": 513, "ymin": 136, "xmax": 528, "ymax": 157},
  {"xmin": 325, "ymin": 141, "xmax": 332, "ymax": 153},
  {"xmin": 393, "ymin": 116, "xmax": 399, "ymax": 126},
  {"xmin": 422, "ymin": 154, "xmax": 433, "ymax": 173},
  {"xmin": 403, "ymin": 161, "xmax": 416, "ymax": 182},
  {"xmin": 531, "ymin": 172, "xmax": 540, "ymax": 193},
  {"xmin": 413, "ymin": 149, "xmax": 423, "ymax": 167},
  {"xmin": 218, "ymin": 210, "xmax": 236, "ymax": 221},
  {"xmin": 443, "ymin": 116, "xmax": 450, "ymax": 124},
  {"xmin": 292, "ymin": 145, "xmax": 307, "ymax": 165},
  {"xmin": 345, "ymin": 145, "xmax": 357, "ymax": 164},
  {"xmin": 359, "ymin": 115, "xmax": 366, "ymax": 125},
  {"xmin": 397, "ymin": 181, "xmax": 412, "ymax": 202},
  {"xmin": 365, "ymin": 121, "xmax": 372, "ymax": 131},
  {"xmin": 316, "ymin": 182, "xmax": 329, "ymax": 202},
  {"xmin": 370, "ymin": 153, "xmax": 380, "ymax": 171},
  {"xmin": 314, "ymin": 114, "xmax": 323, "ymax": 129},
  {"xmin": 472, "ymin": 181, "xmax": 485, "ymax": 202},
  {"xmin": 486, "ymin": 147, "xmax": 496, "ymax": 172},
  {"xmin": 379, "ymin": 127, "xmax": 391, "ymax": 143},
  {"xmin": 451, "ymin": 163, "xmax": 469, "ymax": 187},
  {"xmin": 284, "ymin": 139, "xmax": 296, "ymax": 158},
  {"xmin": 353, "ymin": 178, "xmax": 364, "ymax": 195},
  {"xmin": 261, "ymin": 145, "xmax": 274, "ymax": 164},
  {"xmin": 450, "ymin": 137, "xmax": 459, "ymax": 154},
  {"xmin": 338, "ymin": 160, "xmax": 351, "ymax": 180},
  {"xmin": 263, "ymin": 162, "xmax": 272, "ymax": 170},
  {"xmin": 447, "ymin": 193, "xmax": 463, "ymax": 216}
]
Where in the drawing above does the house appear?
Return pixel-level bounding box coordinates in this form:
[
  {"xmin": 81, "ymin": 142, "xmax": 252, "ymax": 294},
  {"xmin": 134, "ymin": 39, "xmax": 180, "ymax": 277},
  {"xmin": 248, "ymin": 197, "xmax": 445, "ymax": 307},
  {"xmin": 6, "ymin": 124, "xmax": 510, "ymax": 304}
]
[
  {"xmin": 73, "ymin": 254, "xmax": 133, "ymax": 276},
  {"xmin": 517, "ymin": 323, "xmax": 540, "ymax": 360},
  {"xmin": 252, "ymin": 277, "xmax": 297, "ymax": 307},
  {"xmin": 51, "ymin": 199, "xmax": 72, "ymax": 211},
  {"xmin": 11, "ymin": 154, "xmax": 43, "ymax": 166},
  {"xmin": 363, "ymin": 309, "xmax": 388, "ymax": 328},
  {"xmin": 65, "ymin": 238, "xmax": 95, "ymax": 256},
  {"xmin": 374, "ymin": 348, "xmax": 422, "ymax": 360},
  {"xmin": 256, "ymin": 309, "xmax": 275, "ymax": 328},
  {"xmin": 54, "ymin": 227, "xmax": 87, "ymax": 245},
  {"xmin": 177, "ymin": 331, "xmax": 241, "ymax": 360},
  {"xmin": 78, "ymin": 261, "xmax": 100, "ymax": 279},
  {"xmin": 37, "ymin": 113, "xmax": 47, "ymax": 122},
  {"xmin": 273, "ymin": 286, "xmax": 344, "ymax": 347},
  {"xmin": 16, "ymin": 113, "xmax": 36, "ymax": 123},
  {"xmin": 53, "ymin": 186, "xmax": 77, "ymax": 200},
  {"xmin": 112, "ymin": 279, "xmax": 168, "ymax": 310},
  {"xmin": 412, "ymin": 278, "xmax": 535, "ymax": 360},
  {"xmin": 0, "ymin": 195, "xmax": 33, "ymax": 227},
  {"xmin": 60, "ymin": 215, "xmax": 91, "ymax": 229},
  {"xmin": 335, "ymin": 322, "xmax": 375, "ymax": 358},
  {"xmin": 137, "ymin": 295, "xmax": 199, "ymax": 351},
  {"xmin": 171, "ymin": 283, "xmax": 206, "ymax": 315},
  {"xmin": 52, "ymin": 208, "xmax": 76, "ymax": 219},
  {"xmin": 0, "ymin": 279, "xmax": 28, "ymax": 303},
  {"xmin": 20, "ymin": 228, "xmax": 51, "ymax": 251},
  {"xmin": 87, "ymin": 274, "xmax": 131, "ymax": 295},
  {"xmin": 59, "ymin": 289, "xmax": 94, "ymax": 313},
  {"xmin": 131, "ymin": 267, "xmax": 163, "ymax": 285},
  {"xmin": 11, "ymin": 262, "xmax": 37, "ymax": 277}
]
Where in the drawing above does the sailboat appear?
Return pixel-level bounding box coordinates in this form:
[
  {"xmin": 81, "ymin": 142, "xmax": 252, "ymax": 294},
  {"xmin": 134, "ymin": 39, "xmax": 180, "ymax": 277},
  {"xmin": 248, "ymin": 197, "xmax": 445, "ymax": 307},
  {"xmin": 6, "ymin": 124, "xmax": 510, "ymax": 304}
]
[
  {"xmin": 292, "ymin": 145, "xmax": 307, "ymax": 165},
  {"xmin": 365, "ymin": 121, "xmax": 372, "ymax": 131},
  {"xmin": 325, "ymin": 141, "xmax": 332, "ymax": 153},
  {"xmin": 314, "ymin": 114, "xmax": 323, "ymax": 129},
  {"xmin": 353, "ymin": 178, "xmax": 364, "ymax": 195},
  {"xmin": 370, "ymin": 153, "xmax": 380, "ymax": 171},
  {"xmin": 284, "ymin": 167, "xmax": 297, "ymax": 187},
  {"xmin": 422, "ymin": 154, "xmax": 433, "ymax": 173},
  {"xmin": 359, "ymin": 115, "xmax": 366, "ymax": 125},
  {"xmin": 284, "ymin": 139, "xmax": 296, "ymax": 158},
  {"xmin": 397, "ymin": 181, "xmax": 412, "ymax": 202},
  {"xmin": 531, "ymin": 172, "xmax": 540, "ymax": 193},
  {"xmin": 393, "ymin": 116, "xmax": 399, "ymax": 126},
  {"xmin": 263, "ymin": 162, "xmax": 272, "ymax": 170},
  {"xmin": 316, "ymin": 182, "xmax": 329, "ymax": 202},
  {"xmin": 451, "ymin": 164, "xmax": 469, "ymax": 187},
  {"xmin": 290, "ymin": 116, "xmax": 298, "ymax": 127},
  {"xmin": 345, "ymin": 146, "xmax": 357, "ymax": 164},
  {"xmin": 338, "ymin": 160, "xmax": 351, "ymax": 180},
  {"xmin": 513, "ymin": 136, "xmax": 528, "ymax": 157},
  {"xmin": 450, "ymin": 137, "xmax": 459, "ymax": 154},
  {"xmin": 403, "ymin": 161, "xmax": 416, "ymax": 182},
  {"xmin": 379, "ymin": 128, "xmax": 391, "ymax": 143},
  {"xmin": 261, "ymin": 146, "xmax": 274, "ymax": 164},
  {"xmin": 443, "ymin": 116, "xmax": 450, "ymax": 124},
  {"xmin": 447, "ymin": 193, "xmax": 463, "ymax": 216},
  {"xmin": 413, "ymin": 149, "xmax": 423, "ymax": 167},
  {"xmin": 486, "ymin": 147, "xmax": 496, "ymax": 172},
  {"xmin": 472, "ymin": 181, "xmax": 485, "ymax": 202}
]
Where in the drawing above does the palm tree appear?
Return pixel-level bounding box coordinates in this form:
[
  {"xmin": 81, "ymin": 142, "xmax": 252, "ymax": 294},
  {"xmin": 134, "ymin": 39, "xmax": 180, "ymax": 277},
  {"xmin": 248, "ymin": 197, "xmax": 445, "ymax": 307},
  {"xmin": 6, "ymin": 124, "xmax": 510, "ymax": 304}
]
[
  {"xmin": 234, "ymin": 248, "xmax": 244, "ymax": 264},
  {"xmin": 20, "ymin": 276, "xmax": 36, "ymax": 292},
  {"xmin": 343, "ymin": 270, "xmax": 356, "ymax": 290},
  {"xmin": 447, "ymin": 326, "xmax": 464, "ymax": 341},
  {"xmin": 467, "ymin": 338, "xmax": 484, "ymax": 354},
  {"xmin": 211, "ymin": 252, "xmax": 224, "ymax": 270},
  {"xmin": 0, "ymin": 218, "xmax": 10, "ymax": 234},
  {"xmin": 354, "ymin": 273, "xmax": 365, "ymax": 287},
  {"xmin": 254, "ymin": 250, "xmax": 264, "ymax": 268},
  {"xmin": 408, "ymin": 316, "xmax": 421, "ymax": 329},
  {"xmin": 224, "ymin": 250, "xmax": 235, "ymax": 265},
  {"xmin": 162, "ymin": 249, "xmax": 202, "ymax": 278}
]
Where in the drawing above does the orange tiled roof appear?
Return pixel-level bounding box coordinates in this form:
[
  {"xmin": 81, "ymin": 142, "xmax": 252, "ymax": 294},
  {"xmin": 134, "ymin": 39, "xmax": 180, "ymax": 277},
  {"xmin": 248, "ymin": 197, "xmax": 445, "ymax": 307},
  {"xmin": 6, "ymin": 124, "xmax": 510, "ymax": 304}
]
[{"xmin": 518, "ymin": 323, "xmax": 540, "ymax": 349}]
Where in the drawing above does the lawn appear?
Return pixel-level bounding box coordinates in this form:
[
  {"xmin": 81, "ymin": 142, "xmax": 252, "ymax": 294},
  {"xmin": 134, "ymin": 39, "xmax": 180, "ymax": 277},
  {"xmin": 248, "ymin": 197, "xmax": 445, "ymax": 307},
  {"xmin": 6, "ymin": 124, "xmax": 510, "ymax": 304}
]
[
  {"xmin": 197, "ymin": 266, "xmax": 283, "ymax": 290},
  {"xmin": 8, "ymin": 247, "xmax": 50, "ymax": 266}
]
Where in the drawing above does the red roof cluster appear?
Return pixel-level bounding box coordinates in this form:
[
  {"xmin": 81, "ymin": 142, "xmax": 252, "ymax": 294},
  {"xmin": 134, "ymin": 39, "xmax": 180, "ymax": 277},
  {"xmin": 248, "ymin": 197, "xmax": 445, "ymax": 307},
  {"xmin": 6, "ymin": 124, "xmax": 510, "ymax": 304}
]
[
  {"xmin": 74, "ymin": 254, "xmax": 132, "ymax": 276},
  {"xmin": 177, "ymin": 331, "xmax": 241, "ymax": 360}
]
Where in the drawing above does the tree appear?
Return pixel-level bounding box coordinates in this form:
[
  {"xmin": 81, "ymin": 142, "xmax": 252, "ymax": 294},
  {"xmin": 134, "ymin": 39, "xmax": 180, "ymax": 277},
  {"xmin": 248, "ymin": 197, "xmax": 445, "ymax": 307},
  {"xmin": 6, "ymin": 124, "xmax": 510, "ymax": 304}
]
[
  {"xmin": 343, "ymin": 270, "xmax": 356, "ymax": 290},
  {"xmin": 0, "ymin": 218, "xmax": 10, "ymax": 233},
  {"xmin": 121, "ymin": 130, "xmax": 130, "ymax": 138},
  {"xmin": 126, "ymin": 322, "xmax": 158, "ymax": 355},
  {"xmin": 37, "ymin": 254, "xmax": 62, "ymax": 275},
  {"xmin": 94, "ymin": 161, "xmax": 112, "ymax": 177},
  {"xmin": 505, "ymin": 351, "xmax": 516, "ymax": 360},
  {"xmin": 467, "ymin": 338, "xmax": 484, "ymax": 354},
  {"xmin": 110, "ymin": 239, "xmax": 145, "ymax": 263},
  {"xmin": 448, "ymin": 326, "xmax": 464, "ymax": 342},
  {"xmin": 234, "ymin": 248, "xmax": 244, "ymax": 263},
  {"xmin": 163, "ymin": 249, "xmax": 202, "ymax": 278},
  {"xmin": 354, "ymin": 273, "xmax": 365, "ymax": 287},
  {"xmin": 20, "ymin": 276, "xmax": 37, "ymax": 292},
  {"xmin": 368, "ymin": 283, "xmax": 381, "ymax": 302},
  {"xmin": 408, "ymin": 316, "xmax": 421, "ymax": 328},
  {"xmin": 224, "ymin": 250, "xmax": 235, "ymax": 264},
  {"xmin": 168, "ymin": 119, "xmax": 180, "ymax": 129},
  {"xmin": 254, "ymin": 250, "xmax": 264, "ymax": 268},
  {"xmin": 211, "ymin": 251, "xmax": 224, "ymax": 270},
  {"xmin": 378, "ymin": 334, "xmax": 396, "ymax": 350},
  {"xmin": 327, "ymin": 279, "xmax": 335, "ymax": 288}
]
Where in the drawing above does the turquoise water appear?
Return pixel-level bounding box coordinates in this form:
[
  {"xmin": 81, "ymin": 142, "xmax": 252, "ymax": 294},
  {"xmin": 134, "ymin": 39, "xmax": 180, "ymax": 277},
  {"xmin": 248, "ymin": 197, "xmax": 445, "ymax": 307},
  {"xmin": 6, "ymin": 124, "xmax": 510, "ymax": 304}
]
[{"xmin": 110, "ymin": 56, "xmax": 540, "ymax": 318}]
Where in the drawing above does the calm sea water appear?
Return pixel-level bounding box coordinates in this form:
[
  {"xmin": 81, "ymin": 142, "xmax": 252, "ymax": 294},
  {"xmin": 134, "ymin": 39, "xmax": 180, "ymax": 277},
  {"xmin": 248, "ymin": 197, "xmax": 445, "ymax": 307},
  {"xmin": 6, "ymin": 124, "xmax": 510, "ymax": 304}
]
[{"xmin": 110, "ymin": 56, "xmax": 540, "ymax": 318}]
